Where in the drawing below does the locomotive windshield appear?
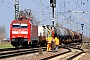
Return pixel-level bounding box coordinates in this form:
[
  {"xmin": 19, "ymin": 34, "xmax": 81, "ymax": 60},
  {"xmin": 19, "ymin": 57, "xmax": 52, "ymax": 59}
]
[
  {"xmin": 13, "ymin": 23, "xmax": 20, "ymax": 28},
  {"xmin": 21, "ymin": 24, "xmax": 28, "ymax": 28},
  {"xmin": 13, "ymin": 23, "xmax": 28, "ymax": 28}
]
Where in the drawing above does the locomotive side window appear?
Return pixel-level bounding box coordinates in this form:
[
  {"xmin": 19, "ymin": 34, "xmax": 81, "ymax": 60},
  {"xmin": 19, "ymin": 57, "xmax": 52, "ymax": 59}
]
[
  {"xmin": 13, "ymin": 23, "xmax": 20, "ymax": 28},
  {"xmin": 21, "ymin": 23, "xmax": 28, "ymax": 28}
]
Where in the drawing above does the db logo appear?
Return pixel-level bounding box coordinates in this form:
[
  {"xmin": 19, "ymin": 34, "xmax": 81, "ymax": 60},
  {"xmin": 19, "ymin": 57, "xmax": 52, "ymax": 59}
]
[{"xmin": 18, "ymin": 31, "xmax": 21, "ymax": 34}]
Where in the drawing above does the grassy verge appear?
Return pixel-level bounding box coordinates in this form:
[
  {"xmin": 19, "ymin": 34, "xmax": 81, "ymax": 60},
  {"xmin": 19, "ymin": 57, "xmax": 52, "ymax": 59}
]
[{"xmin": 0, "ymin": 42, "xmax": 14, "ymax": 49}]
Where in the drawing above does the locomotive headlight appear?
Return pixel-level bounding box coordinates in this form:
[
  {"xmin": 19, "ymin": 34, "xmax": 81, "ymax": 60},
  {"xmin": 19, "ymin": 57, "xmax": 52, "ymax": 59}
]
[
  {"xmin": 24, "ymin": 36, "xmax": 27, "ymax": 38},
  {"xmin": 12, "ymin": 35, "xmax": 16, "ymax": 38}
]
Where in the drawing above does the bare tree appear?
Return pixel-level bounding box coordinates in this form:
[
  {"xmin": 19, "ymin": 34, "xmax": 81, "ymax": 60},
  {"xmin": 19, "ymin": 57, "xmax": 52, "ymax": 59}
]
[
  {"xmin": 18, "ymin": 9, "xmax": 40, "ymax": 25},
  {"xmin": 24, "ymin": 9, "xmax": 40, "ymax": 25},
  {"xmin": 55, "ymin": 23, "xmax": 62, "ymax": 28},
  {"xmin": 0, "ymin": 25, "xmax": 6, "ymax": 43}
]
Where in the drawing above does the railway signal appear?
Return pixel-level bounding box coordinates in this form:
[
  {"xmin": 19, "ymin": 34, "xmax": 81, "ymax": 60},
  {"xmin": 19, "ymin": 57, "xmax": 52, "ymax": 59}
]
[
  {"xmin": 81, "ymin": 24, "xmax": 86, "ymax": 52},
  {"xmin": 50, "ymin": 0, "xmax": 56, "ymax": 52},
  {"xmin": 50, "ymin": 0, "xmax": 56, "ymax": 7}
]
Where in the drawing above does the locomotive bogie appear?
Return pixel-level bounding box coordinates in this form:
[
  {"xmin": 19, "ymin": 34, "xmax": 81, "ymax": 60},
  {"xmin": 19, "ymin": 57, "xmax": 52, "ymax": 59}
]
[{"xmin": 11, "ymin": 38, "xmax": 28, "ymax": 47}]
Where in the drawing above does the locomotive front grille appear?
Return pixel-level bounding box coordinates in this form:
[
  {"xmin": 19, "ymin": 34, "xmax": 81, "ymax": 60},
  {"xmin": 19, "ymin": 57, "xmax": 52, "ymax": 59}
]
[{"xmin": 12, "ymin": 38, "xmax": 28, "ymax": 42}]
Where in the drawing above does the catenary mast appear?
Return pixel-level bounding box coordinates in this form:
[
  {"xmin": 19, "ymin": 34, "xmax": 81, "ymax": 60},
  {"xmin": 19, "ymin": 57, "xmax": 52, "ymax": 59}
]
[{"xmin": 14, "ymin": 0, "xmax": 19, "ymax": 20}]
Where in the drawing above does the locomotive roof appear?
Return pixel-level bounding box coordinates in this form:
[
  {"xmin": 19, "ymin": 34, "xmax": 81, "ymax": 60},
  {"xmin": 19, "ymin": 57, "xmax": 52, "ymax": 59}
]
[
  {"xmin": 12, "ymin": 20, "xmax": 29, "ymax": 23},
  {"xmin": 12, "ymin": 20, "xmax": 38, "ymax": 26}
]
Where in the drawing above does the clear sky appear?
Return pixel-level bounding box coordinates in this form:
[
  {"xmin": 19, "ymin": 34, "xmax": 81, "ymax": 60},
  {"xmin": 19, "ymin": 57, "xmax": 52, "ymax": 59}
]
[{"xmin": 0, "ymin": 0, "xmax": 90, "ymax": 38}]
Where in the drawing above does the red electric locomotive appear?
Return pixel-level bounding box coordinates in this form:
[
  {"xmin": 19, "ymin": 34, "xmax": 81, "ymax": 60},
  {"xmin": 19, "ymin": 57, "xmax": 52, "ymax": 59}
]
[
  {"xmin": 10, "ymin": 9, "xmax": 42, "ymax": 47},
  {"xmin": 10, "ymin": 19, "xmax": 39, "ymax": 47}
]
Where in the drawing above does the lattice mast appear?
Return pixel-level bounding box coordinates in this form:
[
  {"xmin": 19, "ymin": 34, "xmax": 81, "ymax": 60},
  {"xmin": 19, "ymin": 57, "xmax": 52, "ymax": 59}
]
[{"xmin": 14, "ymin": 0, "xmax": 19, "ymax": 20}]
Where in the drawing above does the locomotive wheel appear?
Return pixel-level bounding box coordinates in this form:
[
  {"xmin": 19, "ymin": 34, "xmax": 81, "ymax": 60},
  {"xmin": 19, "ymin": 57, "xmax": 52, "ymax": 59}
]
[{"xmin": 15, "ymin": 43, "xmax": 23, "ymax": 48}]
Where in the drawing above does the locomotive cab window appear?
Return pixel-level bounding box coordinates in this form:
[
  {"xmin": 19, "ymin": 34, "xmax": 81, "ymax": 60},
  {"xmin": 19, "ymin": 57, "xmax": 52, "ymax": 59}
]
[
  {"xmin": 13, "ymin": 23, "xmax": 20, "ymax": 28},
  {"xmin": 21, "ymin": 23, "xmax": 28, "ymax": 28},
  {"xmin": 13, "ymin": 23, "xmax": 28, "ymax": 28}
]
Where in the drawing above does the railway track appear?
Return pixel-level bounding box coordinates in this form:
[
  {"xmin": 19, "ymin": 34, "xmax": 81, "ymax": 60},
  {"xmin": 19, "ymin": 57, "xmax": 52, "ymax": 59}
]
[
  {"xmin": 0, "ymin": 43, "xmax": 86, "ymax": 60},
  {"xmin": 41, "ymin": 47, "xmax": 71, "ymax": 60},
  {"xmin": 41, "ymin": 43, "xmax": 84, "ymax": 60},
  {"xmin": 0, "ymin": 47, "xmax": 46, "ymax": 59}
]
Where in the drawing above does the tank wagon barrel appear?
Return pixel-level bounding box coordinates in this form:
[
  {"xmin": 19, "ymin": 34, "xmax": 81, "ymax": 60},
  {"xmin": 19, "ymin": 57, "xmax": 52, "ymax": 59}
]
[
  {"xmin": 54, "ymin": 26, "xmax": 82, "ymax": 43},
  {"xmin": 54, "ymin": 27, "xmax": 70, "ymax": 37}
]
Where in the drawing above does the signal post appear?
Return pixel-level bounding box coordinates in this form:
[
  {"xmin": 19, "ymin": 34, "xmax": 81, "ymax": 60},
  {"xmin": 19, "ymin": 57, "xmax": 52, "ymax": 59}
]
[
  {"xmin": 50, "ymin": 0, "xmax": 56, "ymax": 52},
  {"xmin": 81, "ymin": 24, "xmax": 86, "ymax": 52}
]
